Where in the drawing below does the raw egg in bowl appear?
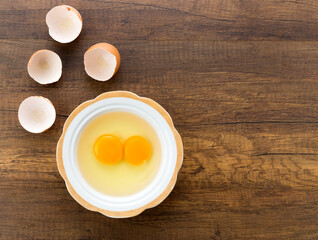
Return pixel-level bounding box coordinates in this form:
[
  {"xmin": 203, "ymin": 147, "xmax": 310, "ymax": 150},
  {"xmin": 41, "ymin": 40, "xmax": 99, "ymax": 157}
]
[{"xmin": 56, "ymin": 91, "xmax": 183, "ymax": 218}]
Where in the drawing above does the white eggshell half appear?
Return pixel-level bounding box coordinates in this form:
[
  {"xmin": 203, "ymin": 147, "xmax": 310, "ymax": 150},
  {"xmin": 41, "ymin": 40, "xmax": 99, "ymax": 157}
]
[
  {"xmin": 27, "ymin": 50, "xmax": 62, "ymax": 84},
  {"xmin": 46, "ymin": 5, "xmax": 82, "ymax": 43},
  {"xmin": 18, "ymin": 96, "xmax": 56, "ymax": 133}
]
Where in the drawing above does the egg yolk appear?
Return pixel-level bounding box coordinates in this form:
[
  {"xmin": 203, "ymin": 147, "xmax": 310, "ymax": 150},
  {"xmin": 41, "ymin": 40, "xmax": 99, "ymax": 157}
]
[
  {"xmin": 124, "ymin": 136, "xmax": 152, "ymax": 165},
  {"xmin": 93, "ymin": 134, "xmax": 123, "ymax": 164}
]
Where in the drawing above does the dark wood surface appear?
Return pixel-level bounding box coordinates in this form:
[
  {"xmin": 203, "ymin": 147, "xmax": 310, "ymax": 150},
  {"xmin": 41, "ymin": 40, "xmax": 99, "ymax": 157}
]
[{"xmin": 1, "ymin": 0, "xmax": 318, "ymax": 239}]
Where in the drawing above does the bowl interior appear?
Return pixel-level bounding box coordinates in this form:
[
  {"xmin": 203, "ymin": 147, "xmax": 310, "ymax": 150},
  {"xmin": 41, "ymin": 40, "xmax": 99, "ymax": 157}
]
[{"xmin": 62, "ymin": 97, "xmax": 177, "ymax": 212}]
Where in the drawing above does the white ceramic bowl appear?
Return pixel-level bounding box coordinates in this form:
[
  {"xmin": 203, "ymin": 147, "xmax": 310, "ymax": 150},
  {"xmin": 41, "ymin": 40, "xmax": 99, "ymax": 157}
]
[{"xmin": 57, "ymin": 91, "xmax": 183, "ymax": 218}]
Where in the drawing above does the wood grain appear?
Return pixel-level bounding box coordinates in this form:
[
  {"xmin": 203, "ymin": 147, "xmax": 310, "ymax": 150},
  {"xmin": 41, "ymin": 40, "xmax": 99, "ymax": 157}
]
[{"xmin": 1, "ymin": 0, "xmax": 318, "ymax": 239}]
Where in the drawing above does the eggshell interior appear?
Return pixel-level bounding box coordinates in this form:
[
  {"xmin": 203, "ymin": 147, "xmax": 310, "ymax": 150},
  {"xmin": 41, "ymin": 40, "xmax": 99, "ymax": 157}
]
[
  {"xmin": 27, "ymin": 50, "xmax": 62, "ymax": 84},
  {"xmin": 84, "ymin": 43, "xmax": 120, "ymax": 81},
  {"xmin": 46, "ymin": 5, "xmax": 82, "ymax": 43},
  {"xmin": 18, "ymin": 96, "xmax": 56, "ymax": 133}
]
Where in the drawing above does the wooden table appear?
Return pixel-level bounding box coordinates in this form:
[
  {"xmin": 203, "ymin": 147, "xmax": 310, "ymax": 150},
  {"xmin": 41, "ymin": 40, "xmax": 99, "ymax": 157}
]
[{"xmin": 1, "ymin": 0, "xmax": 318, "ymax": 239}]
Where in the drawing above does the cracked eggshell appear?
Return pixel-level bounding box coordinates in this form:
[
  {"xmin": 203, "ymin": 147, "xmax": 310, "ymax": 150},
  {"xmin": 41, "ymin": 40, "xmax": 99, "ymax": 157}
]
[
  {"xmin": 46, "ymin": 5, "xmax": 82, "ymax": 43},
  {"xmin": 84, "ymin": 43, "xmax": 121, "ymax": 81},
  {"xmin": 27, "ymin": 50, "xmax": 62, "ymax": 84},
  {"xmin": 18, "ymin": 96, "xmax": 56, "ymax": 133}
]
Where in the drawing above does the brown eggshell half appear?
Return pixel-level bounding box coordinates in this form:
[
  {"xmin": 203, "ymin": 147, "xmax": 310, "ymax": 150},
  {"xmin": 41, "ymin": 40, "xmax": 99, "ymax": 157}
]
[
  {"xmin": 46, "ymin": 5, "xmax": 82, "ymax": 43},
  {"xmin": 27, "ymin": 49, "xmax": 62, "ymax": 84},
  {"xmin": 84, "ymin": 43, "xmax": 121, "ymax": 81},
  {"xmin": 18, "ymin": 96, "xmax": 56, "ymax": 133}
]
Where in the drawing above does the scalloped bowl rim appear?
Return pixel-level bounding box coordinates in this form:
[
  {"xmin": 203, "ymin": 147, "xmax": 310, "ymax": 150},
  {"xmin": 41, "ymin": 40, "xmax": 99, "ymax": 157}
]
[{"xmin": 56, "ymin": 91, "xmax": 183, "ymax": 218}]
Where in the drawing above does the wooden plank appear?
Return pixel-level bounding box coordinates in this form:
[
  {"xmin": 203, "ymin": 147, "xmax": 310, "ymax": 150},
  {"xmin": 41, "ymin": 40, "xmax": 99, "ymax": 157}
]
[{"xmin": 1, "ymin": 0, "xmax": 318, "ymax": 41}]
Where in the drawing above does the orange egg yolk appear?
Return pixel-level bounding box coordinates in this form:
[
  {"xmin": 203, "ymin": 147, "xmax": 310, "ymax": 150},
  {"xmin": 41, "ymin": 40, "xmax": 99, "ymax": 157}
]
[
  {"xmin": 124, "ymin": 136, "xmax": 152, "ymax": 165},
  {"xmin": 93, "ymin": 134, "xmax": 123, "ymax": 164}
]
